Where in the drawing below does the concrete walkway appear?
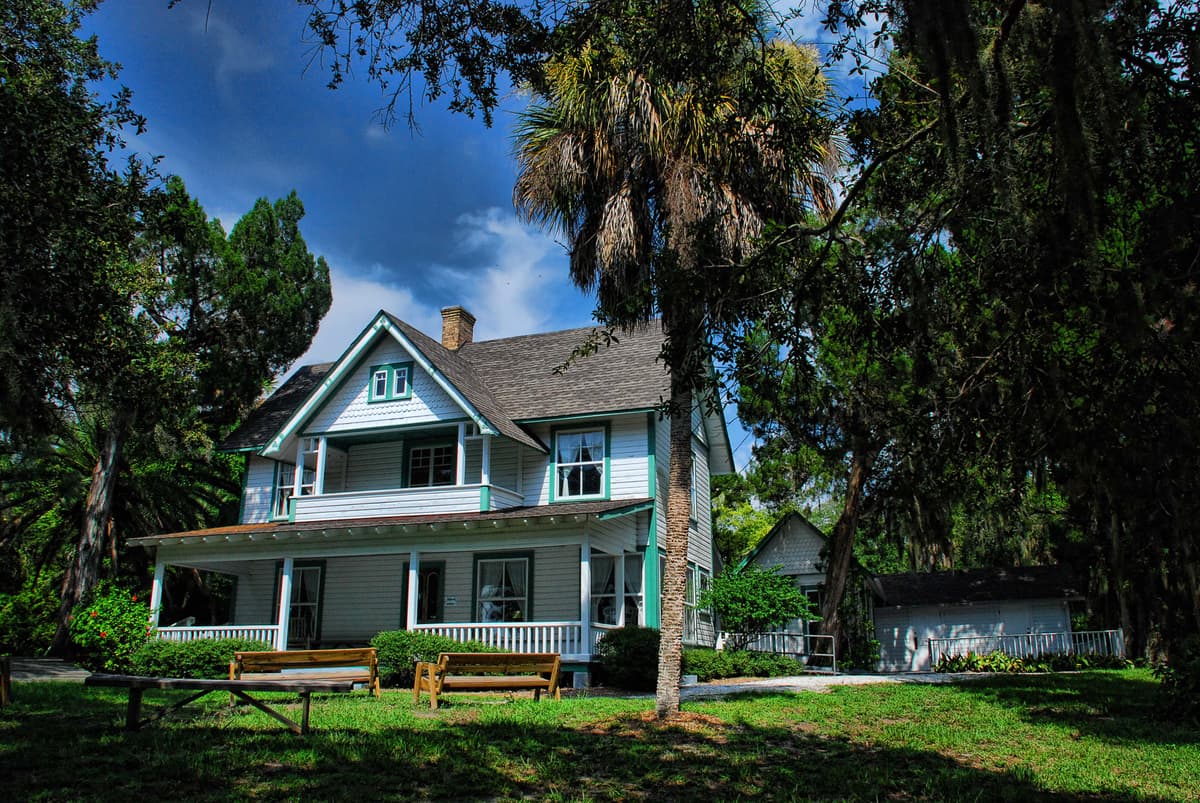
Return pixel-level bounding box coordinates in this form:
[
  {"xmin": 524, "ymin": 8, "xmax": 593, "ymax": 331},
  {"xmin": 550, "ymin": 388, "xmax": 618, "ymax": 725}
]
[{"xmin": 8, "ymin": 658, "xmax": 91, "ymax": 682}]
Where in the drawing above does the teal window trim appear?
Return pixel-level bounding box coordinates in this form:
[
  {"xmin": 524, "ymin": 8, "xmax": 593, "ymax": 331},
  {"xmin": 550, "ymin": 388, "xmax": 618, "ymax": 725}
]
[
  {"xmin": 549, "ymin": 422, "xmax": 611, "ymax": 503},
  {"xmin": 471, "ymin": 551, "xmax": 535, "ymax": 622},
  {"xmin": 479, "ymin": 485, "xmax": 491, "ymax": 511},
  {"xmin": 367, "ymin": 361, "xmax": 414, "ymax": 402},
  {"xmin": 271, "ymin": 559, "xmax": 327, "ymax": 645}
]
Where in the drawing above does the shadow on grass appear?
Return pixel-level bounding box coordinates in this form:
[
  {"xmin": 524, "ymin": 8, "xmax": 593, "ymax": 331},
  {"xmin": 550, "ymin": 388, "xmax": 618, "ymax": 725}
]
[
  {"xmin": 946, "ymin": 670, "xmax": 1195, "ymax": 747},
  {"xmin": 0, "ymin": 681, "xmax": 1181, "ymax": 801}
]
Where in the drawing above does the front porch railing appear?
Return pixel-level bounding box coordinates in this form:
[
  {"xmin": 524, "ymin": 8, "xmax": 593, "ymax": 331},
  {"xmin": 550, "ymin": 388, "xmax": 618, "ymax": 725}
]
[
  {"xmin": 413, "ymin": 621, "xmax": 587, "ymax": 659},
  {"xmin": 156, "ymin": 624, "xmax": 283, "ymax": 650},
  {"xmin": 927, "ymin": 629, "xmax": 1125, "ymax": 667}
]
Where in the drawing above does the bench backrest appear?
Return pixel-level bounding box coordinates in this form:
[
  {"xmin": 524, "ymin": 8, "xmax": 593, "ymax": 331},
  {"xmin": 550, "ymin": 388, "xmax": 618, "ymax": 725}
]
[
  {"xmin": 437, "ymin": 652, "xmax": 560, "ymax": 676},
  {"xmin": 234, "ymin": 648, "xmax": 378, "ymax": 674}
]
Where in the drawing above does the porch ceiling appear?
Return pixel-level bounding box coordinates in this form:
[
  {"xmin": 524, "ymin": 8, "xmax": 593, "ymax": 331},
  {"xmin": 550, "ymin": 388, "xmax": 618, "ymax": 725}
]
[{"xmin": 131, "ymin": 498, "xmax": 652, "ymax": 547}]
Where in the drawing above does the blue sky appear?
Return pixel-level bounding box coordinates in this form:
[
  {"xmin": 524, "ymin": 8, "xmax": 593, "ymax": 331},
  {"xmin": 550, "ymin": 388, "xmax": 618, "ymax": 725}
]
[{"xmin": 83, "ymin": 1, "xmax": 879, "ymax": 471}]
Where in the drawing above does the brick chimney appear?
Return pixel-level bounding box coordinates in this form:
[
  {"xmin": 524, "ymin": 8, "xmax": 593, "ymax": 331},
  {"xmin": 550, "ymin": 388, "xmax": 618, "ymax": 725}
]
[{"xmin": 440, "ymin": 306, "xmax": 476, "ymax": 350}]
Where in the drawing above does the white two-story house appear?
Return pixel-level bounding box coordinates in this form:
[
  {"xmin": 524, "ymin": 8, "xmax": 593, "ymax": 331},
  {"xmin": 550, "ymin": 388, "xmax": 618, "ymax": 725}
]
[{"xmin": 132, "ymin": 307, "xmax": 732, "ymax": 673}]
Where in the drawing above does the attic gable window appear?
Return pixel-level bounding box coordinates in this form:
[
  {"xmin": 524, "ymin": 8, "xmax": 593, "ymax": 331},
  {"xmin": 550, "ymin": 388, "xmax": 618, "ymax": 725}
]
[
  {"xmin": 553, "ymin": 426, "xmax": 608, "ymax": 501},
  {"xmin": 367, "ymin": 362, "xmax": 413, "ymax": 402}
]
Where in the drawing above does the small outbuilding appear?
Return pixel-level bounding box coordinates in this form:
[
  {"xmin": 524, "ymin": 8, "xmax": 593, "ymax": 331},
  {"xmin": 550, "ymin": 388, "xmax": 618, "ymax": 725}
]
[{"xmin": 870, "ymin": 566, "xmax": 1085, "ymax": 672}]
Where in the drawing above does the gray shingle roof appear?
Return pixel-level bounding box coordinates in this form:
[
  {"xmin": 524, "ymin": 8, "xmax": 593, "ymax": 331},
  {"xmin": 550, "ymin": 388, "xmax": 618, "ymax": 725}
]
[
  {"xmin": 460, "ymin": 321, "xmax": 670, "ymax": 420},
  {"xmin": 221, "ymin": 314, "xmax": 672, "ymax": 452},
  {"xmin": 129, "ymin": 498, "xmax": 653, "ymax": 544},
  {"xmin": 219, "ymin": 363, "xmax": 334, "ymax": 451},
  {"xmin": 872, "ymin": 566, "xmax": 1085, "ymax": 606}
]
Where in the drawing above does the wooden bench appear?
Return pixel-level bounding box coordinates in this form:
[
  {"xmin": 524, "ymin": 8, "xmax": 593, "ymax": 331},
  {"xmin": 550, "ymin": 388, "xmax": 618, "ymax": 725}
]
[
  {"xmin": 230, "ymin": 647, "xmax": 381, "ymax": 698},
  {"xmin": 413, "ymin": 652, "xmax": 561, "ymax": 709},
  {"xmin": 85, "ymin": 673, "xmax": 355, "ymax": 734}
]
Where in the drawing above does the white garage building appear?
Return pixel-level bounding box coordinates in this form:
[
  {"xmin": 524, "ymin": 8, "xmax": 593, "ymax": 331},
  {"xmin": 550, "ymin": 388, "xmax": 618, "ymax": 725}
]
[{"xmin": 871, "ymin": 566, "xmax": 1084, "ymax": 672}]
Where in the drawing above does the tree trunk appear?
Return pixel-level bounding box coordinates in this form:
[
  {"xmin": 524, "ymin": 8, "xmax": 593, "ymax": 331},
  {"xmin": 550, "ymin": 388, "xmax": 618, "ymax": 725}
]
[
  {"xmin": 820, "ymin": 445, "xmax": 874, "ymax": 657},
  {"xmin": 656, "ymin": 384, "xmax": 693, "ymax": 719},
  {"xmin": 51, "ymin": 413, "xmax": 128, "ymax": 655}
]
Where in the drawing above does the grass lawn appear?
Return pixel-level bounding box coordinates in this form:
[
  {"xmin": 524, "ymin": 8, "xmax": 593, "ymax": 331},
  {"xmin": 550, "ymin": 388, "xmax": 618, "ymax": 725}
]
[{"xmin": 2, "ymin": 669, "xmax": 1196, "ymax": 801}]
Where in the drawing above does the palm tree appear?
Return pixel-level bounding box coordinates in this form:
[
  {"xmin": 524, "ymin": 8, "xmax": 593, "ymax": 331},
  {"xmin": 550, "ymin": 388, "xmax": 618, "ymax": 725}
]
[{"xmin": 514, "ymin": 2, "xmax": 840, "ymax": 718}]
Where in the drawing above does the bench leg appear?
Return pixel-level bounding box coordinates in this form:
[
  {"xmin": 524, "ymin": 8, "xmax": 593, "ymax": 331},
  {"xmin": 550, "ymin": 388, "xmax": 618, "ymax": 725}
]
[
  {"xmin": 125, "ymin": 689, "xmax": 144, "ymax": 731},
  {"xmin": 534, "ymin": 689, "xmax": 541, "ymax": 702},
  {"xmin": 301, "ymin": 692, "xmax": 311, "ymax": 735},
  {"xmin": 231, "ymin": 690, "xmax": 304, "ymax": 735}
]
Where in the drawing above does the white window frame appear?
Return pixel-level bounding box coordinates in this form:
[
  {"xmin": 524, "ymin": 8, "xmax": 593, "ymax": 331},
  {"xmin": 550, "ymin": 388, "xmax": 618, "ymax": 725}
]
[
  {"xmin": 475, "ymin": 556, "xmax": 530, "ymax": 622},
  {"xmin": 553, "ymin": 427, "xmax": 606, "ymax": 500},
  {"xmin": 367, "ymin": 362, "xmax": 413, "ymax": 402},
  {"xmin": 408, "ymin": 443, "xmax": 456, "ymax": 487}
]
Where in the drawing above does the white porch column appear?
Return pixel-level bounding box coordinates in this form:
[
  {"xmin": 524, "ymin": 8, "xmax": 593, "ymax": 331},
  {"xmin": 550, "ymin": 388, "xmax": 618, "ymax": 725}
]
[
  {"xmin": 615, "ymin": 552, "xmax": 626, "ymax": 628},
  {"xmin": 580, "ymin": 541, "xmax": 592, "ymax": 647},
  {"xmin": 480, "ymin": 434, "xmax": 491, "ymax": 485},
  {"xmin": 456, "ymin": 423, "xmax": 467, "ymax": 485},
  {"xmin": 313, "ymin": 436, "xmax": 328, "ymax": 495},
  {"xmin": 276, "ymin": 557, "xmax": 294, "ymax": 650},
  {"xmin": 406, "ymin": 550, "xmax": 420, "ymax": 631},
  {"xmin": 149, "ymin": 561, "xmax": 166, "ymax": 629}
]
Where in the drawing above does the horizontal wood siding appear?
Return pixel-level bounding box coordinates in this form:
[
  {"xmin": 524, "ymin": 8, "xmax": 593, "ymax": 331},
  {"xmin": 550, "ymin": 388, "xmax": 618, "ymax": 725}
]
[
  {"xmin": 292, "ymin": 485, "xmax": 483, "ymax": 522},
  {"xmin": 490, "ymin": 438, "xmax": 520, "ymax": 491},
  {"xmin": 464, "ymin": 439, "xmax": 482, "ymax": 484},
  {"xmin": 241, "ymin": 458, "xmax": 276, "ymax": 524},
  {"xmin": 610, "ymin": 414, "xmax": 650, "ymax": 500},
  {"xmin": 320, "ymin": 555, "xmax": 405, "ymax": 640},
  {"xmin": 587, "ymin": 514, "xmax": 638, "ymax": 556},
  {"xmin": 232, "ymin": 561, "xmax": 276, "ymax": 625},
  {"xmin": 535, "ymin": 545, "xmax": 581, "ymax": 621},
  {"xmin": 522, "ymin": 423, "xmax": 553, "ymax": 506},
  {"xmin": 303, "ymin": 339, "xmax": 464, "ymax": 434},
  {"xmin": 323, "ymin": 447, "xmax": 348, "ymax": 493},
  {"xmin": 344, "ymin": 442, "xmax": 405, "ymax": 492},
  {"xmin": 687, "ymin": 441, "xmax": 713, "ymax": 570}
]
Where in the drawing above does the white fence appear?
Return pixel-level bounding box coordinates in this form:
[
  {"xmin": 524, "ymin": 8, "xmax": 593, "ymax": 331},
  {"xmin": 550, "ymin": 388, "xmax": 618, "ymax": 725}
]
[
  {"xmin": 414, "ymin": 621, "xmax": 588, "ymax": 660},
  {"xmin": 718, "ymin": 631, "xmax": 837, "ymax": 674},
  {"xmin": 927, "ymin": 629, "xmax": 1124, "ymax": 667},
  {"xmin": 156, "ymin": 624, "xmax": 283, "ymax": 650}
]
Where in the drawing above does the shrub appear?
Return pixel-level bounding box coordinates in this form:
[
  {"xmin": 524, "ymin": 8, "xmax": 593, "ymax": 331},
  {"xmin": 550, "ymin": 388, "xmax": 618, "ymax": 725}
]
[
  {"xmin": 595, "ymin": 626, "xmax": 660, "ymax": 691},
  {"xmin": 68, "ymin": 582, "xmax": 151, "ymax": 672},
  {"xmin": 1154, "ymin": 635, "xmax": 1200, "ymax": 723},
  {"xmin": 682, "ymin": 647, "xmax": 804, "ymax": 681},
  {"xmin": 0, "ymin": 583, "xmax": 59, "ymax": 655},
  {"xmin": 370, "ymin": 630, "xmax": 497, "ymax": 687},
  {"xmin": 934, "ymin": 650, "xmax": 1133, "ymax": 674},
  {"xmin": 699, "ymin": 566, "xmax": 812, "ymax": 650},
  {"xmin": 130, "ymin": 638, "xmax": 275, "ymax": 679}
]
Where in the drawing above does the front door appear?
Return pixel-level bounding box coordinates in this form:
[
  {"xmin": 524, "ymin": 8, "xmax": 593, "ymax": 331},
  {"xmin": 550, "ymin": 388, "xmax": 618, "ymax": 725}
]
[{"xmin": 402, "ymin": 562, "xmax": 444, "ymax": 626}]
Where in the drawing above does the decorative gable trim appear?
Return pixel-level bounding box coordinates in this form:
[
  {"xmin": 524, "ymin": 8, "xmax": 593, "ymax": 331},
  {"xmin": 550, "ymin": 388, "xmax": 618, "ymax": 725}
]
[{"xmin": 264, "ymin": 312, "xmax": 499, "ymax": 456}]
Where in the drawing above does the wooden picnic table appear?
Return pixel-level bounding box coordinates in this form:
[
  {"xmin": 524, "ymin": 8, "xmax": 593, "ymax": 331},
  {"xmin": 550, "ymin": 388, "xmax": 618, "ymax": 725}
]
[{"xmin": 85, "ymin": 673, "xmax": 355, "ymax": 735}]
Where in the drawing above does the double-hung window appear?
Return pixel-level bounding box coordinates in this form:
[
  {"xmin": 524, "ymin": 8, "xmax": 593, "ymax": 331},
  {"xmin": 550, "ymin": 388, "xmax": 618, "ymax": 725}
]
[
  {"xmin": 476, "ymin": 556, "xmax": 529, "ymax": 622},
  {"xmin": 272, "ymin": 461, "xmax": 314, "ymax": 520},
  {"xmin": 591, "ymin": 553, "xmax": 643, "ymax": 626},
  {"xmin": 409, "ymin": 444, "xmax": 455, "ymax": 487},
  {"xmin": 367, "ymin": 362, "xmax": 413, "ymax": 402},
  {"xmin": 554, "ymin": 427, "xmax": 605, "ymax": 499}
]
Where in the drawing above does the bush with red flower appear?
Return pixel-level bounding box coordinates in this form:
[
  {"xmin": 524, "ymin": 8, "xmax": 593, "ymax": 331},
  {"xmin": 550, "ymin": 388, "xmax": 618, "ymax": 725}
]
[{"xmin": 68, "ymin": 581, "xmax": 152, "ymax": 672}]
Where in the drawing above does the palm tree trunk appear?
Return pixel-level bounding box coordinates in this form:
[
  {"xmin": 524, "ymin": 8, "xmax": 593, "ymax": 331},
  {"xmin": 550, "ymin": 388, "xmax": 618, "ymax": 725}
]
[
  {"xmin": 820, "ymin": 445, "xmax": 874, "ymax": 656},
  {"xmin": 656, "ymin": 384, "xmax": 693, "ymax": 719},
  {"xmin": 51, "ymin": 412, "xmax": 128, "ymax": 655}
]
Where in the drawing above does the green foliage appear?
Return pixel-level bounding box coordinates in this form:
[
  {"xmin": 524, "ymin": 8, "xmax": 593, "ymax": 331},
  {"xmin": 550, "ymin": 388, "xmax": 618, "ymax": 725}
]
[
  {"xmin": 0, "ymin": 582, "xmax": 59, "ymax": 655},
  {"xmin": 595, "ymin": 626, "xmax": 660, "ymax": 691},
  {"xmin": 699, "ymin": 566, "xmax": 812, "ymax": 650},
  {"xmin": 1154, "ymin": 635, "xmax": 1200, "ymax": 724},
  {"xmin": 129, "ymin": 638, "xmax": 274, "ymax": 679},
  {"xmin": 369, "ymin": 630, "xmax": 497, "ymax": 688},
  {"xmin": 682, "ymin": 648, "xmax": 804, "ymax": 681},
  {"xmin": 67, "ymin": 582, "xmax": 151, "ymax": 672},
  {"xmin": 934, "ymin": 651, "xmax": 1133, "ymax": 674},
  {"xmin": 711, "ymin": 497, "xmax": 777, "ymax": 565}
]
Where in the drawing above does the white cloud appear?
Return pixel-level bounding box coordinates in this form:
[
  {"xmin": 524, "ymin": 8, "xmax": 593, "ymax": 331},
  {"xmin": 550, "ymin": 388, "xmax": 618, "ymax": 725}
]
[
  {"xmin": 436, "ymin": 208, "xmax": 587, "ymax": 339},
  {"xmin": 194, "ymin": 11, "xmax": 275, "ymax": 86}
]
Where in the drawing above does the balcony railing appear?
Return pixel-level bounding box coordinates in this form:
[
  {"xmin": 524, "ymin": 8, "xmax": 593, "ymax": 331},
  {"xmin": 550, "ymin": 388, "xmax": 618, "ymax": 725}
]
[
  {"xmin": 413, "ymin": 621, "xmax": 588, "ymax": 660},
  {"xmin": 927, "ymin": 629, "xmax": 1125, "ymax": 667},
  {"xmin": 291, "ymin": 483, "xmax": 523, "ymax": 522},
  {"xmin": 156, "ymin": 624, "xmax": 283, "ymax": 650}
]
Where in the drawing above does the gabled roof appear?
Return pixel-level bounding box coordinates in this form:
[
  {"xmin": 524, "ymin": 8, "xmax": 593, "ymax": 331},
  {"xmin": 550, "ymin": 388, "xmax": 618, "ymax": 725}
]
[
  {"xmin": 871, "ymin": 566, "xmax": 1085, "ymax": 607},
  {"xmin": 221, "ymin": 314, "xmax": 679, "ymax": 453},
  {"xmin": 459, "ymin": 322, "xmax": 671, "ymax": 420},
  {"xmin": 219, "ymin": 363, "xmax": 333, "ymax": 451}
]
